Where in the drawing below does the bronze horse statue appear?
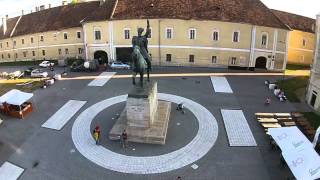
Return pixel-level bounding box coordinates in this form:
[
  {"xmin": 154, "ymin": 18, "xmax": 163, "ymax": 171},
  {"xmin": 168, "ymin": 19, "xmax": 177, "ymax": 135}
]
[{"xmin": 131, "ymin": 45, "xmax": 149, "ymax": 87}]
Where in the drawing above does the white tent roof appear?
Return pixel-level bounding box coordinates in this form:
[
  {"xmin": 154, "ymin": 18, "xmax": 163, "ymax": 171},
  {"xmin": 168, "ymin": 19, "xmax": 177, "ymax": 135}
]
[
  {"xmin": 0, "ymin": 89, "xmax": 33, "ymax": 106},
  {"xmin": 283, "ymin": 148, "xmax": 320, "ymax": 180},
  {"xmin": 268, "ymin": 126, "xmax": 314, "ymax": 152},
  {"xmin": 268, "ymin": 127, "xmax": 320, "ymax": 180}
]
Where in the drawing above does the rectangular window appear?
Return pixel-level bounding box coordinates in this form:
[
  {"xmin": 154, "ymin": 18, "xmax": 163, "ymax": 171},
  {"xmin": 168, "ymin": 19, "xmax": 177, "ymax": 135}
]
[
  {"xmin": 40, "ymin": 35, "xmax": 44, "ymax": 42},
  {"xmin": 15, "ymin": 53, "xmax": 18, "ymax": 59},
  {"xmin": 78, "ymin": 48, "xmax": 83, "ymax": 54},
  {"xmin": 42, "ymin": 50, "xmax": 46, "ymax": 56},
  {"xmin": 231, "ymin": 57, "xmax": 237, "ymax": 65},
  {"xmin": 65, "ymin": 48, "xmax": 69, "ymax": 54},
  {"xmin": 23, "ymin": 51, "xmax": 27, "ymax": 57},
  {"xmin": 6, "ymin": 42, "xmax": 9, "ymax": 47},
  {"xmin": 189, "ymin": 55, "xmax": 195, "ymax": 63},
  {"xmin": 13, "ymin": 41, "xmax": 16, "ymax": 46},
  {"xmin": 262, "ymin": 34, "xmax": 268, "ymax": 46},
  {"xmin": 233, "ymin": 31, "xmax": 239, "ymax": 42},
  {"xmin": 32, "ymin": 51, "xmax": 35, "ymax": 56},
  {"xmin": 166, "ymin": 54, "xmax": 172, "ymax": 62},
  {"xmin": 95, "ymin": 30, "xmax": 101, "ymax": 40},
  {"xmin": 21, "ymin": 39, "xmax": 25, "ymax": 45},
  {"xmin": 64, "ymin": 33, "xmax": 68, "ymax": 40},
  {"xmin": 166, "ymin": 28, "xmax": 173, "ymax": 39},
  {"xmin": 0, "ymin": 43, "xmax": 2, "ymax": 48},
  {"xmin": 1, "ymin": 54, "xmax": 3, "ymax": 59},
  {"xmin": 8, "ymin": 53, "xmax": 10, "ymax": 58},
  {"xmin": 58, "ymin": 49, "xmax": 62, "ymax": 55},
  {"xmin": 189, "ymin": 29, "xmax": 196, "ymax": 40},
  {"xmin": 124, "ymin": 29, "xmax": 130, "ymax": 39},
  {"xmin": 212, "ymin": 56, "xmax": 217, "ymax": 63},
  {"xmin": 303, "ymin": 39, "xmax": 307, "ymax": 47},
  {"xmin": 213, "ymin": 31, "xmax": 219, "ymax": 41},
  {"xmin": 77, "ymin": 31, "xmax": 81, "ymax": 39},
  {"xmin": 31, "ymin": 37, "xmax": 34, "ymax": 44}
]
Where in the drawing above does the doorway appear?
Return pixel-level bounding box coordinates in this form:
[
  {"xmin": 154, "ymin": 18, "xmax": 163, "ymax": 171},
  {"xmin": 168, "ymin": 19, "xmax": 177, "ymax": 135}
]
[
  {"xmin": 255, "ymin": 56, "xmax": 267, "ymax": 69},
  {"xmin": 94, "ymin": 51, "xmax": 108, "ymax": 65}
]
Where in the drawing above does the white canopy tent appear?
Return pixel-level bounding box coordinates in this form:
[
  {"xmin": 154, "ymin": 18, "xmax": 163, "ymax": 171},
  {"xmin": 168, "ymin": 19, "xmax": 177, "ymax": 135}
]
[
  {"xmin": 0, "ymin": 89, "xmax": 33, "ymax": 106},
  {"xmin": 268, "ymin": 126, "xmax": 314, "ymax": 152},
  {"xmin": 268, "ymin": 127, "xmax": 320, "ymax": 180},
  {"xmin": 282, "ymin": 148, "xmax": 320, "ymax": 180}
]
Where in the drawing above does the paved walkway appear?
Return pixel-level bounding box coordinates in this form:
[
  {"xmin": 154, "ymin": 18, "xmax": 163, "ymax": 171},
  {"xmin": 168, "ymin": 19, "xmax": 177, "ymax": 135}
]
[
  {"xmin": 221, "ymin": 109, "xmax": 257, "ymax": 147},
  {"xmin": 210, "ymin": 76, "xmax": 233, "ymax": 93},
  {"xmin": 72, "ymin": 93, "xmax": 218, "ymax": 174},
  {"xmin": 0, "ymin": 162, "xmax": 24, "ymax": 180},
  {"xmin": 42, "ymin": 100, "xmax": 86, "ymax": 130},
  {"xmin": 87, "ymin": 72, "xmax": 116, "ymax": 87}
]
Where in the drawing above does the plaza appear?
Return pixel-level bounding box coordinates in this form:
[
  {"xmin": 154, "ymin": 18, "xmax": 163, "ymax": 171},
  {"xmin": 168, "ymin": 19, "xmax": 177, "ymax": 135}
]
[{"xmin": 0, "ymin": 67, "xmax": 300, "ymax": 180}]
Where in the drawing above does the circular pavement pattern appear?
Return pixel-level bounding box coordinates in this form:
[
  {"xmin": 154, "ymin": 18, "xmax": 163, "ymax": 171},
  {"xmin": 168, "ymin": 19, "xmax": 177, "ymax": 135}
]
[{"xmin": 72, "ymin": 93, "xmax": 218, "ymax": 174}]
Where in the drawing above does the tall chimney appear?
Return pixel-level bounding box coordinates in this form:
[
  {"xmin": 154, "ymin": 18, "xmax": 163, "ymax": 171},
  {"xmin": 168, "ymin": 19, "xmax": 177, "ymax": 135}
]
[
  {"xmin": 21, "ymin": 10, "xmax": 24, "ymax": 15},
  {"xmin": 40, "ymin": 5, "xmax": 45, "ymax": 11},
  {"xmin": 2, "ymin": 15, "xmax": 7, "ymax": 35},
  {"xmin": 100, "ymin": 0, "xmax": 106, "ymax": 6},
  {"xmin": 35, "ymin": 7, "xmax": 39, "ymax": 12},
  {"xmin": 48, "ymin": 4, "xmax": 51, "ymax": 8}
]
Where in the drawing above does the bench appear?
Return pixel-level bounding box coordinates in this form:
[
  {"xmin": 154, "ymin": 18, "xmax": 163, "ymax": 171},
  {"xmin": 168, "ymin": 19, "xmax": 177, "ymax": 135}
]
[
  {"xmin": 261, "ymin": 123, "xmax": 282, "ymax": 129},
  {"xmin": 258, "ymin": 118, "xmax": 278, "ymax": 123}
]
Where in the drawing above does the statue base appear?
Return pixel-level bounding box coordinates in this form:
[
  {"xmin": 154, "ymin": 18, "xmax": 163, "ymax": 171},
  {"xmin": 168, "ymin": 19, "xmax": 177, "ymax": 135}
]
[{"xmin": 109, "ymin": 81, "xmax": 171, "ymax": 145}]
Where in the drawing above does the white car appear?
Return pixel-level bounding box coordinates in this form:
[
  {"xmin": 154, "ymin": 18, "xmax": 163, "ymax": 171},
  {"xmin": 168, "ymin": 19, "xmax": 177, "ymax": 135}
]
[
  {"xmin": 39, "ymin": 61, "xmax": 55, "ymax": 68},
  {"xmin": 31, "ymin": 69, "xmax": 48, "ymax": 78},
  {"xmin": 110, "ymin": 62, "xmax": 130, "ymax": 69}
]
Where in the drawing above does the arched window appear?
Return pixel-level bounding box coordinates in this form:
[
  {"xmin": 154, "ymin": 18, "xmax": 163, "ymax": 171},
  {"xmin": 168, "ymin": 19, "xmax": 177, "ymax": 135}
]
[{"xmin": 212, "ymin": 30, "xmax": 219, "ymax": 41}]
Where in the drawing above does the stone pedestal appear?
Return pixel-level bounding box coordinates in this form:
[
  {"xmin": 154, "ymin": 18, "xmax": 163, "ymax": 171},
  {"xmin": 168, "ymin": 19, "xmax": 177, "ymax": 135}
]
[
  {"xmin": 109, "ymin": 81, "xmax": 171, "ymax": 145},
  {"xmin": 126, "ymin": 82, "xmax": 158, "ymax": 128}
]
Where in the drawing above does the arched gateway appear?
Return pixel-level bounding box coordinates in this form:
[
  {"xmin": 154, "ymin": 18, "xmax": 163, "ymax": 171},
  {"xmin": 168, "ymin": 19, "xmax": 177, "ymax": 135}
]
[
  {"xmin": 94, "ymin": 51, "xmax": 108, "ymax": 65},
  {"xmin": 255, "ymin": 56, "xmax": 267, "ymax": 69}
]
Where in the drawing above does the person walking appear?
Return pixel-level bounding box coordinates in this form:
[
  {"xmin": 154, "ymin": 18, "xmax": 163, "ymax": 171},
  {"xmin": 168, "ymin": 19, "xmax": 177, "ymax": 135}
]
[
  {"xmin": 121, "ymin": 129, "xmax": 128, "ymax": 149},
  {"xmin": 93, "ymin": 126, "xmax": 101, "ymax": 145},
  {"xmin": 265, "ymin": 97, "xmax": 271, "ymax": 106}
]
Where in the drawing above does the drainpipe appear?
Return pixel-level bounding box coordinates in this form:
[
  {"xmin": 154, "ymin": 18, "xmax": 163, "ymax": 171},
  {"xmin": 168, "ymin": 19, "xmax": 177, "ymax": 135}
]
[
  {"xmin": 158, "ymin": 19, "xmax": 161, "ymax": 66},
  {"xmin": 82, "ymin": 23, "xmax": 88, "ymax": 60}
]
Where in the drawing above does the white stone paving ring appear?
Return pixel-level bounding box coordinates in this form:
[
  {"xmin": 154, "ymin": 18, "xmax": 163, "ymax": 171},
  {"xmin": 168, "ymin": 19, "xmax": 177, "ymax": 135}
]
[{"xmin": 71, "ymin": 93, "xmax": 218, "ymax": 174}]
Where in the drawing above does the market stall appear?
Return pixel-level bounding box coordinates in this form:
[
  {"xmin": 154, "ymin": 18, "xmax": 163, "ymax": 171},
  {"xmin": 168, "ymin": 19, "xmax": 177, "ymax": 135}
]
[
  {"xmin": 0, "ymin": 89, "xmax": 33, "ymax": 119},
  {"xmin": 268, "ymin": 127, "xmax": 320, "ymax": 179}
]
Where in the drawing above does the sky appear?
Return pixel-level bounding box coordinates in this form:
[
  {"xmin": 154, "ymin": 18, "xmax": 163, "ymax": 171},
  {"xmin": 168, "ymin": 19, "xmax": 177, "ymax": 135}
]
[{"xmin": 0, "ymin": 0, "xmax": 319, "ymax": 19}]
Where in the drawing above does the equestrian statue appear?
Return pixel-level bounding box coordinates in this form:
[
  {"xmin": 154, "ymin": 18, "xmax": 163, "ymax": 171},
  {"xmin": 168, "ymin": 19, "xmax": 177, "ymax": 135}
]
[{"xmin": 131, "ymin": 20, "xmax": 152, "ymax": 87}]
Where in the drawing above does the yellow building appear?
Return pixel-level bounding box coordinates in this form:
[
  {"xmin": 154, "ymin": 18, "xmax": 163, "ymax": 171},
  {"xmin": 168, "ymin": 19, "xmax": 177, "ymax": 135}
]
[
  {"xmin": 306, "ymin": 14, "xmax": 320, "ymax": 113},
  {"xmin": 272, "ymin": 10, "xmax": 316, "ymax": 65},
  {"xmin": 0, "ymin": 0, "xmax": 293, "ymax": 71}
]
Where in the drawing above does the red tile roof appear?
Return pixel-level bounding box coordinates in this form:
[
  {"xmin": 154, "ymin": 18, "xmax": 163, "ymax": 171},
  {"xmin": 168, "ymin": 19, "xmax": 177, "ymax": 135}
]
[
  {"xmin": 0, "ymin": 0, "xmax": 291, "ymax": 40},
  {"xmin": 272, "ymin": 9, "xmax": 315, "ymax": 33},
  {"xmin": 112, "ymin": 0, "xmax": 289, "ymax": 30},
  {"xmin": 0, "ymin": 1, "xmax": 116, "ymax": 40}
]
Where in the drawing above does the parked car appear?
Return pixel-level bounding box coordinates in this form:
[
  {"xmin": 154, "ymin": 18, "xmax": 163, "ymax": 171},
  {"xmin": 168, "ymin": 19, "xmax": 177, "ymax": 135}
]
[
  {"xmin": 31, "ymin": 69, "xmax": 48, "ymax": 78},
  {"xmin": 110, "ymin": 62, "xmax": 130, "ymax": 69},
  {"xmin": 24, "ymin": 67, "xmax": 35, "ymax": 76},
  {"xmin": 39, "ymin": 61, "xmax": 55, "ymax": 68}
]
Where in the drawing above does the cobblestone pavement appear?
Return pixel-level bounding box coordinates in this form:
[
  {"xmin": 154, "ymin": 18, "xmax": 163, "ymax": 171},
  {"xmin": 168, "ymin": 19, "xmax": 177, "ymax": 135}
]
[
  {"xmin": 0, "ymin": 68, "xmax": 296, "ymax": 180},
  {"xmin": 72, "ymin": 93, "xmax": 218, "ymax": 174}
]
